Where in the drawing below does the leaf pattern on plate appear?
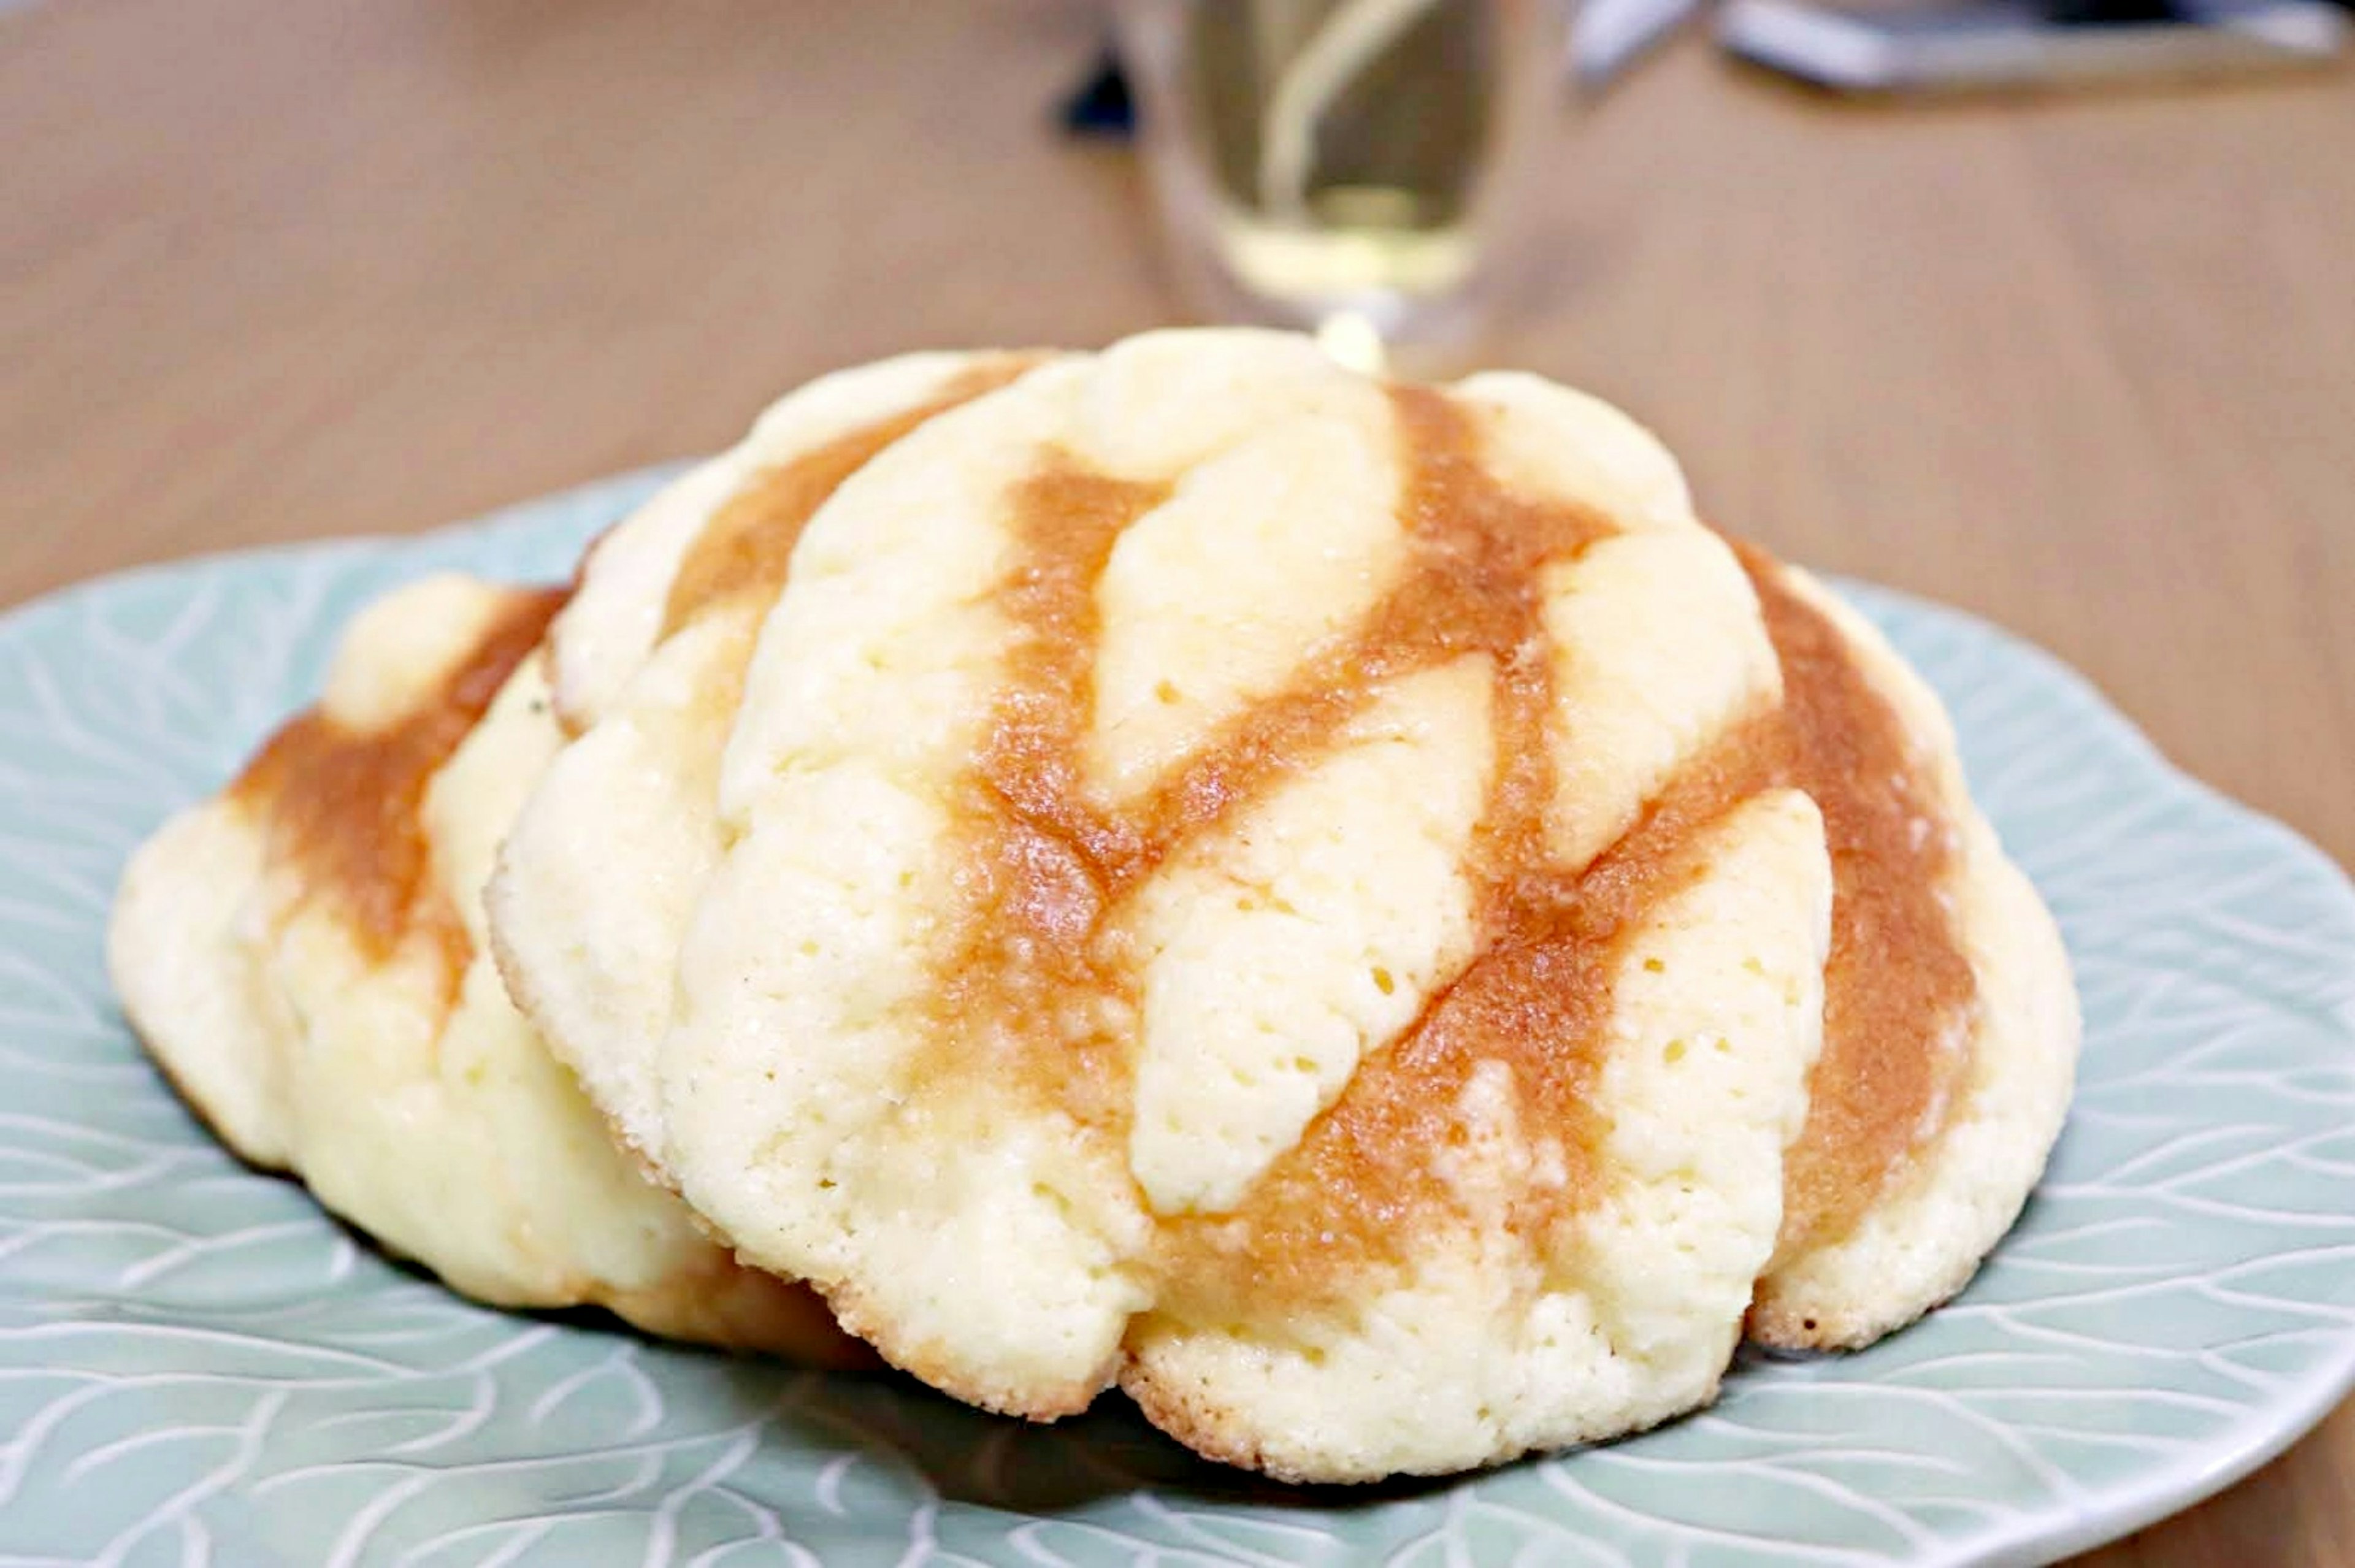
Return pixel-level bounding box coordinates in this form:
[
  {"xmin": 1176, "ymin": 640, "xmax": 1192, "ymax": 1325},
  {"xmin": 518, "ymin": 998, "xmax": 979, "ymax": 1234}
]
[{"xmin": 1, "ymin": 471, "xmax": 2351, "ymax": 1567}]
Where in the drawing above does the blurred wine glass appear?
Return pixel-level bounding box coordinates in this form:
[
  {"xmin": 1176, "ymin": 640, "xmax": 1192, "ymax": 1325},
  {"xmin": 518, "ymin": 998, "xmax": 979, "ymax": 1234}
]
[{"xmin": 1114, "ymin": 0, "xmax": 1568, "ymax": 373}]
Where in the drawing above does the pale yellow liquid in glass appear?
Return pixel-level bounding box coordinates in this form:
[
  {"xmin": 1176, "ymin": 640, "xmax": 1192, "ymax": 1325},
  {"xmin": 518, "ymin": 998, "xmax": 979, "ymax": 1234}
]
[{"xmin": 1178, "ymin": 0, "xmax": 1501, "ymax": 321}]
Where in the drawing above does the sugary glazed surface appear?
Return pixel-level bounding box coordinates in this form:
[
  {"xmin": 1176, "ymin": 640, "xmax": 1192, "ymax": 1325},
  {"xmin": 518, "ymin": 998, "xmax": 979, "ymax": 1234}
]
[
  {"xmin": 484, "ymin": 329, "xmax": 2065, "ymax": 1480},
  {"xmin": 904, "ymin": 392, "xmax": 1975, "ymax": 1312},
  {"xmin": 99, "ymin": 321, "xmax": 2077, "ymax": 1482},
  {"xmin": 494, "ymin": 351, "xmax": 1048, "ymax": 1162}
]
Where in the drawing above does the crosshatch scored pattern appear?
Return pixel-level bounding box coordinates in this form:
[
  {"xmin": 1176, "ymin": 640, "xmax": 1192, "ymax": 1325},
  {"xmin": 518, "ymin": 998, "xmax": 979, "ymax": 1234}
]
[{"xmin": 1, "ymin": 469, "xmax": 2352, "ymax": 1567}]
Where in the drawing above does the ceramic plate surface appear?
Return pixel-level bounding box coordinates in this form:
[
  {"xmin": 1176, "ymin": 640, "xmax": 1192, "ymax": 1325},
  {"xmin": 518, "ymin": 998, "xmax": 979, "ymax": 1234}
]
[{"xmin": 2, "ymin": 471, "xmax": 2352, "ymax": 1568}]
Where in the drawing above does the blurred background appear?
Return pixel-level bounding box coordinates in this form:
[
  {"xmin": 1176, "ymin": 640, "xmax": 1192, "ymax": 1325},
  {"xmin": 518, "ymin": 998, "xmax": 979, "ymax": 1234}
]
[{"xmin": 1, "ymin": 1, "xmax": 2351, "ymax": 1559}]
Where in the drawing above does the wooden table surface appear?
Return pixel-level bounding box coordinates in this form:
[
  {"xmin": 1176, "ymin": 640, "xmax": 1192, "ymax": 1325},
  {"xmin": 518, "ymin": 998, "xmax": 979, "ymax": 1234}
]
[{"xmin": 5, "ymin": 1, "xmax": 2352, "ymax": 1560}]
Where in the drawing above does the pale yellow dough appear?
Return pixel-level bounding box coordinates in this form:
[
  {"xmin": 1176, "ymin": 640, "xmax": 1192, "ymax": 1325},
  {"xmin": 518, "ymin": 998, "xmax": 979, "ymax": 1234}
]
[{"xmin": 110, "ymin": 573, "xmax": 856, "ymax": 1357}]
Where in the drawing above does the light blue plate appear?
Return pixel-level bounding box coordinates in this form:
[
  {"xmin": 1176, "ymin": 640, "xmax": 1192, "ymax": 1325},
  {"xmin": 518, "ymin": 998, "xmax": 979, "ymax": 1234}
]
[{"xmin": 3, "ymin": 470, "xmax": 2352, "ymax": 1568}]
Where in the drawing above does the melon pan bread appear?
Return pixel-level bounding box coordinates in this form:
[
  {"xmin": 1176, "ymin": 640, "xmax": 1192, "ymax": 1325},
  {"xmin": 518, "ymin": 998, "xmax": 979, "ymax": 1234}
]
[
  {"xmin": 107, "ymin": 572, "xmax": 860, "ymax": 1361},
  {"xmin": 109, "ymin": 327, "xmax": 2078, "ymax": 1485},
  {"xmin": 491, "ymin": 329, "xmax": 2078, "ymax": 1480}
]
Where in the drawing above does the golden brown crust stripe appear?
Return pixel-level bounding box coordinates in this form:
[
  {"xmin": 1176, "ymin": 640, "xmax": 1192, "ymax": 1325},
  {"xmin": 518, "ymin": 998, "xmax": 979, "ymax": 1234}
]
[{"xmin": 232, "ymin": 587, "xmax": 565, "ymax": 997}]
